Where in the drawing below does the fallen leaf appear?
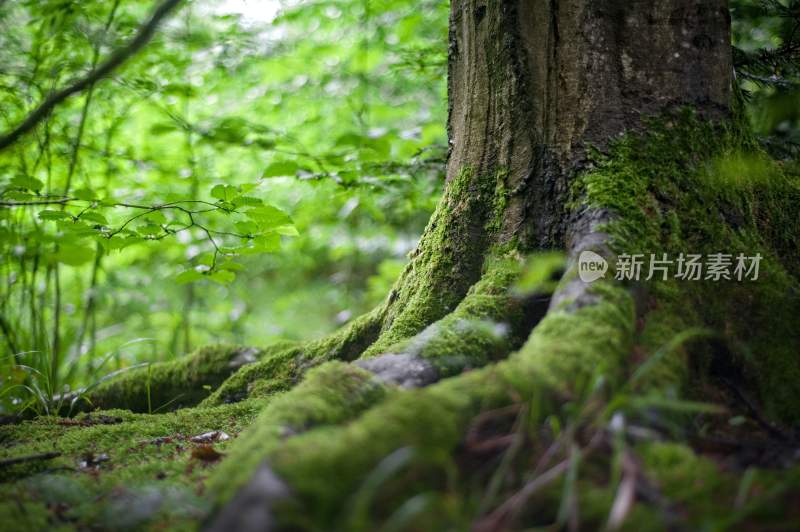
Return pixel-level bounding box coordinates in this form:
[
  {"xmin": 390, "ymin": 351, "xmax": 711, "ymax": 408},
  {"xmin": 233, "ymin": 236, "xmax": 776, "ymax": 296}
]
[{"xmin": 191, "ymin": 445, "xmax": 223, "ymax": 463}]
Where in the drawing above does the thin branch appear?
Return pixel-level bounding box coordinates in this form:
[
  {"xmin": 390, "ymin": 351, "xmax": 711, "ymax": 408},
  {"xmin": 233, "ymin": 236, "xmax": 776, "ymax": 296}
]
[
  {"xmin": 0, "ymin": 451, "xmax": 61, "ymax": 468},
  {"xmin": 0, "ymin": 0, "xmax": 185, "ymax": 152}
]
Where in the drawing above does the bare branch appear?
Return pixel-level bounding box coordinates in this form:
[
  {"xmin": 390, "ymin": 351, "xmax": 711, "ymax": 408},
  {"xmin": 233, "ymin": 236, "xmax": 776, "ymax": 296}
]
[{"xmin": 0, "ymin": 0, "xmax": 185, "ymax": 152}]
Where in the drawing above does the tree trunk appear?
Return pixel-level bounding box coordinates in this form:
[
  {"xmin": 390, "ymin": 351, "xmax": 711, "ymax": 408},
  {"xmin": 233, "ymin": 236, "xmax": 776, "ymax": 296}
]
[
  {"xmin": 4, "ymin": 1, "xmax": 800, "ymax": 531},
  {"xmin": 446, "ymin": 0, "xmax": 731, "ymax": 246}
]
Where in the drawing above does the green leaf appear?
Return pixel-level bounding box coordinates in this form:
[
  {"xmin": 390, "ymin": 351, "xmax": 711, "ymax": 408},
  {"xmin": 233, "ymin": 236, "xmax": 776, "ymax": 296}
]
[
  {"xmin": 334, "ymin": 132, "xmax": 366, "ymax": 147},
  {"xmin": 38, "ymin": 210, "xmax": 72, "ymax": 221},
  {"xmin": 245, "ymin": 205, "xmax": 292, "ymax": 230},
  {"xmin": 80, "ymin": 212, "xmax": 108, "ymax": 225},
  {"xmin": 211, "ymin": 184, "xmax": 239, "ymax": 202},
  {"xmin": 10, "ymin": 176, "xmax": 44, "ymax": 192},
  {"xmin": 143, "ymin": 211, "xmax": 167, "ymax": 224},
  {"xmin": 263, "ymin": 161, "xmax": 299, "ymax": 178},
  {"xmin": 208, "ymin": 270, "xmax": 236, "ymax": 285},
  {"xmin": 232, "ymin": 196, "xmax": 263, "ymax": 208},
  {"xmin": 73, "ymin": 188, "xmax": 96, "ymax": 201},
  {"xmin": 275, "ymin": 225, "xmax": 299, "ymax": 236},
  {"xmin": 238, "ymin": 183, "xmax": 260, "ymax": 193},
  {"xmin": 196, "ymin": 253, "xmax": 215, "ymax": 267},
  {"xmin": 100, "ymin": 236, "xmax": 143, "ymax": 251},
  {"xmin": 218, "ymin": 261, "xmax": 244, "ymax": 272},
  {"xmin": 234, "ymin": 221, "xmax": 258, "ymax": 235},
  {"xmin": 136, "ymin": 224, "xmax": 162, "ymax": 236},
  {"xmin": 175, "ymin": 269, "xmax": 205, "ymax": 284},
  {"xmin": 56, "ymin": 220, "xmax": 97, "ymax": 239},
  {"xmin": 150, "ymin": 122, "xmax": 179, "ymax": 135},
  {"xmin": 4, "ymin": 191, "xmax": 34, "ymax": 201},
  {"xmin": 254, "ymin": 233, "xmax": 281, "ymax": 252}
]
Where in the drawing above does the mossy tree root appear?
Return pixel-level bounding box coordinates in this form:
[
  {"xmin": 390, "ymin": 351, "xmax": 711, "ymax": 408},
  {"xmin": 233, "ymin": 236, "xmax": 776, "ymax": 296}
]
[
  {"xmin": 71, "ymin": 344, "xmax": 272, "ymax": 414},
  {"xmin": 206, "ymin": 275, "xmax": 638, "ymax": 530}
]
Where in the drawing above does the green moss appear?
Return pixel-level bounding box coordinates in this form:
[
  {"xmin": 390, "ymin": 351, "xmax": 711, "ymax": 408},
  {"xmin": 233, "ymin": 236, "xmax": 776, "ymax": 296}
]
[
  {"xmin": 574, "ymin": 110, "xmax": 800, "ymax": 422},
  {"xmin": 199, "ymin": 345, "xmax": 302, "ymax": 406},
  {"xmin": 241, "ymin": 281, "xmax": 636, "ymax": 529},
  {"xmin": 0, "ymin": 398, "xmax": 267, "ymax": 530},
  {"xmin": 628, "ymin": 304, "xmax": 697, "ymax": 395},
  {"xmin": 76, "ymin": 344, "xmax": 271, "ymax": 413},
  {"xmin": 201, "ymin": 307, "xmax": 385, "ymax": 406},
  {"xmin": 509, "ymin": 282, "xmax": 636, "ymax": 393},
  {"xmin": 485, "ymin": 168, "xmax": 510, "ymax": 234},
  {"xmin": 635, "ymin": 442, "xmax": 800, "ymax": 529},
  {"xmin": 360, "ymin": 255, "xmax": 533, "ymax": 377},
  {"xmin": 207, "ymin": 361, "xmax": 387, "ymax": 505},
  {"xmin": 363, "ymin": 166, "xmax": 500, "ymax": 357}
]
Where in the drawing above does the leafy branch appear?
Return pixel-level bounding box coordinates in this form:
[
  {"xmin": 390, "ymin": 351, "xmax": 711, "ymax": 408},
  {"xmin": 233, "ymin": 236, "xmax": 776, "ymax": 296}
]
[
  {"xmin": 1, "ymin": 184, "xmax": 298, "ymax": 285},
  {"xmin": 0, "ymin": 0, "xmax": 185, "ymax": 152}
]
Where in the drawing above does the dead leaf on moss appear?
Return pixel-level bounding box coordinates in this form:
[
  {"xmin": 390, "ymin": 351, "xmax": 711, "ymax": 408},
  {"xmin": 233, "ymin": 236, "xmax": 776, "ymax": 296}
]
[{"xmin": 191, "ymin": 445, "xmax": 223, "ymax": 462}]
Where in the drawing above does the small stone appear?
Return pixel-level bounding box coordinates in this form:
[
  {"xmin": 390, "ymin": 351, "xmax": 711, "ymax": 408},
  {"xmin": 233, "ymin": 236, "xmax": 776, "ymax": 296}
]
[{"xmin": 190, "ymin": 430, "xmax": 231, "ymax": 444}]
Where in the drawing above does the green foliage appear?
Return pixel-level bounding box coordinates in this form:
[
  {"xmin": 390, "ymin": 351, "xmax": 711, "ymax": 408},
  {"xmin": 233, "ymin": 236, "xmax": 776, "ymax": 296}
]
[
  {"xmin": 0, "ymin": 0, "xmax": 447, "ymax": 414},
  {"xmin": 731, "ymin": 0, "xmax": 800, "ymax": 158}
]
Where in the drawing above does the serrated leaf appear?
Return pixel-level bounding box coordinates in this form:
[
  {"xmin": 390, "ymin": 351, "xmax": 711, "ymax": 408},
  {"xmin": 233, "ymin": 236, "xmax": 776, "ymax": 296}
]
[
  {"xmin": 254, "ymin": 233, "xmax": 281, "ymax": 252},
  {"xmin": 245, "ymin": 205, "xmax": 292, "ymax": 230},
  {"xmin": 211, "ymin": 184, "xmax": 239, "ymax": 202},
  {"xmin": 232, "ymin": 196, "xmax": 263, "ymax": 208}
]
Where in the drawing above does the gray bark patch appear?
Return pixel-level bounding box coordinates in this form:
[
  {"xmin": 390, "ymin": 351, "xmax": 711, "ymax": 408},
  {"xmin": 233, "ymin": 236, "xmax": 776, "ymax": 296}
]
[
  {"xmin": 355, "ymin": 353, "xmax": 439, "ymax": 388},
  {"xmin": 205, "ymin": 463, "xmax": 289, "ymax": 532}
]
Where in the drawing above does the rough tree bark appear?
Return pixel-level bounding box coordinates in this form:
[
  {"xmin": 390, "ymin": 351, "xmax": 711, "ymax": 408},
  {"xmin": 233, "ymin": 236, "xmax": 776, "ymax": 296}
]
[{"xmin": 3, "ymin": 1, "xmax": 800, "ymax": 531}]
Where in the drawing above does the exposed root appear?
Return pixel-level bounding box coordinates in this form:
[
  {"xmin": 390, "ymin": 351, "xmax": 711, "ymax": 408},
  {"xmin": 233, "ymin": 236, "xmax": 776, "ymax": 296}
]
[
  {"xmin": 205, "ymin": 275, "xmax": 636, "ymax": 529},
  {"xmin": 72, "ymin": 344, "xmax": 271, "ymax": 414},
  {"xmin": 356, "ymin": 256, "xmax": 550, "ymax": 387},
  {"xmin": 206, "ymin": 361, "xmax": 388, "ymax": 505},
  {"xmin": 201, "ymin": 306, "xmax": 386, "ymax": 406}
]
